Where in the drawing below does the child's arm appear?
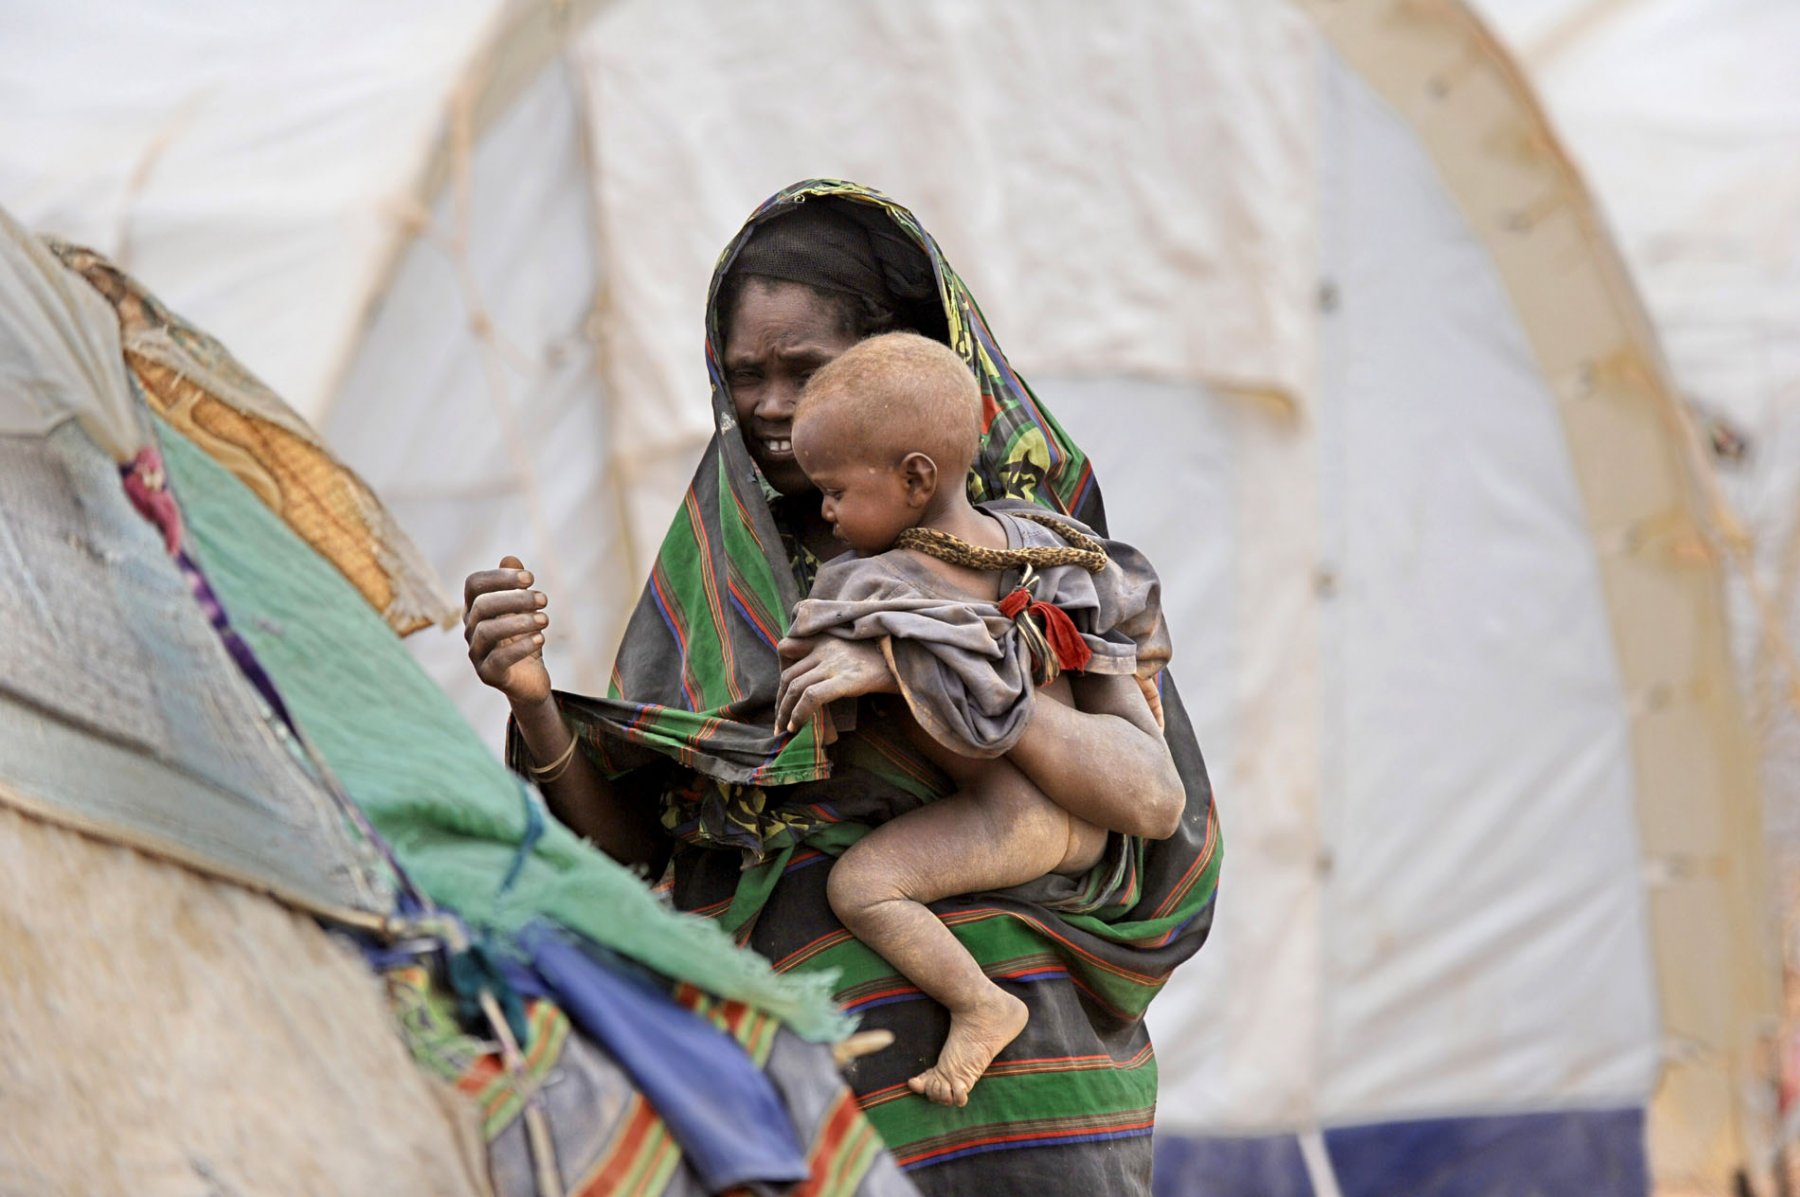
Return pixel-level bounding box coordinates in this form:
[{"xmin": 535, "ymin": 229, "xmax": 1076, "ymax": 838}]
[
  {"xmin": 775, "ymin": 636, "xmax": 1184, "ymax": 840},
  {"xmin": 1004, "ymin": 672, "xmax": 1184, "ymax": 841},
  {"xmin": 774, "ymin": 634, "xmax": 899, "ymax": 735}
]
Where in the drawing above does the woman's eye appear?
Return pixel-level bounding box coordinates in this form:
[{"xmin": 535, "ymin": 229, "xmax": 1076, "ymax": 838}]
[{"xmin": 730, "ymin": 369, "xmax": 761, "ymax": 386}]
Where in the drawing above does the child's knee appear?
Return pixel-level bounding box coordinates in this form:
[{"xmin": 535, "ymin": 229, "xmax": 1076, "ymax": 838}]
[
  {"xmin": 827, "ymin": 845, "xmax": 882, "ymax": 923},
  {"xmin": 830, "ymin": 837, "xmax": 928, "ymax": 924}
]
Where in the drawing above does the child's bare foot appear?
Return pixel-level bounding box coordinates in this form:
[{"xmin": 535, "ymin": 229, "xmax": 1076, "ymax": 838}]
[{"xmin": 907, "ymin": 987, "xmax": 1027, "ymax": 1107}]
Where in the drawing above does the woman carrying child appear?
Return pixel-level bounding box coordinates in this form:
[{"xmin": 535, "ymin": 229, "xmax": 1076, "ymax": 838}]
[{"xmin": 463, "ymin": 180, "xmax": 1221, "ymax": 1197}]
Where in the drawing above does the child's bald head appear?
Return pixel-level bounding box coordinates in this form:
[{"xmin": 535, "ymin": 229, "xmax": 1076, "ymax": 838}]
[{"xmin": 794, "ymin": 332, "xmax": 983, "ymax": 479}]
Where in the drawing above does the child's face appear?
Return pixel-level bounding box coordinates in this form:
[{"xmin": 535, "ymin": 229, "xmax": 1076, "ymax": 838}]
[{"xmin": 793, "ymin": 410, "xmax": 922, "ymax": 554}]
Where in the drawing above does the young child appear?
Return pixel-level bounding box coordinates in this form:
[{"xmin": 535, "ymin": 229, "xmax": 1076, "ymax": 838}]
[{"xmin": 779, "ymin": 332, "xmax": 1172, "ymax": 1107}]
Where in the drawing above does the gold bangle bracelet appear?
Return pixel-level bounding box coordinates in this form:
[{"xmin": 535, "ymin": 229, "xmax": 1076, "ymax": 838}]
[{"xmin": 527, "ymin": 734, "xmax": 579, "ymax": 784}]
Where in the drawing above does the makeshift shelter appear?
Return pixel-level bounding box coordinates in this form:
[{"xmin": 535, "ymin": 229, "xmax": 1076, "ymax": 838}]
[
  {"xmin": 0, "ymin": 214, "xmax": 489, "ymax": 1197},
  {"xmin": 0, "ymin": 1, "xmax": 1787, "ymax": 1193},
  {"xmin": 0, "ymin": 211, "xmax": 911, "ymax": 1195}
]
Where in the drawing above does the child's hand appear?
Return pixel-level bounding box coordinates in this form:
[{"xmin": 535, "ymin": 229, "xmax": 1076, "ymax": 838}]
[{"xmin": 774, "ymin": 636, "xmax": 898, "ymax": 736}]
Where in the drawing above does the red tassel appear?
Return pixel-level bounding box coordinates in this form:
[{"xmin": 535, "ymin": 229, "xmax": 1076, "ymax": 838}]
[
  {"xmin": 1031, "ymin": 599, "xmax": 1091, "ymax": 673},
  {"xmin": 998, "ymin": 587, "xmax": 1091, "ymax": 676},
  {"xmin": 121, "ymin": 447, "xmax": 182, "ymax": 555}
]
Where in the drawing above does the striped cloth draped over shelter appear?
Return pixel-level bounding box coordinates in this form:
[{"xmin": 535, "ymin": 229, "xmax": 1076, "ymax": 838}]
[
  {"xmin": 386, "ymin": 965, "xmax": 895, "ymax": 1197},
  {"xmin": 534, "ymin": 180, "xmax": 1222, "ymax": 1195}
]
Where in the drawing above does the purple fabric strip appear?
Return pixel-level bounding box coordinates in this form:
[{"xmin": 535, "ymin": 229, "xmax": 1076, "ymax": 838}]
[{"xmin": 120, "ymin": 456, "xmax": 423, "ymax": 908}]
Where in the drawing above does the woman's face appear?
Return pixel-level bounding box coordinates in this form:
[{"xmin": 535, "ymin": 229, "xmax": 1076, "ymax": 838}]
[{"xmin": 722, "ymin": 278, "xmax": 858, "ymax": 497}]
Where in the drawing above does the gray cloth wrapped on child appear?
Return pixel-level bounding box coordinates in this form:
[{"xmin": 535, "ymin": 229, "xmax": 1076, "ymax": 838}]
[{"xmin": 787, "ymin": 498, "xmax": 1172, "ymax": 757}]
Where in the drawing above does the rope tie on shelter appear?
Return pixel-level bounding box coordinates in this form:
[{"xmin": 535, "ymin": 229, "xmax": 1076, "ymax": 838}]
[{"xmin": 895, "ymin": 510, "xmax": 1105, "ymax": 685}]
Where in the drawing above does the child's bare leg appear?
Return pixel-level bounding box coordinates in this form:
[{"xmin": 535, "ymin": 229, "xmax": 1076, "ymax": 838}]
[{"xmin": 827, "ymin": 758, "xmax": 1105, "ymax": 1106}]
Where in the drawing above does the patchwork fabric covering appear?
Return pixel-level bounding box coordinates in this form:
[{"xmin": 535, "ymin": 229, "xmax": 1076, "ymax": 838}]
[
  {"xmin": 0, "ymin": 206, "xmax": 388, "ymax": 919},
  {"xmin": 538, "ymin": 181, "xmax": 1223, "ymax": 1193},
  {"xmin": 386, "ymin": 964, "xmax": 911, "ymax": 1196},
  {"xmin": 0, "ymin": 423, "xmax": 390, "ymax": 918},
  {"xmin": 155, "ymin": 412, "xmax": 855, "ymax": 1043},
  {"xmin": 0, "ymin": 807, "xmax": 493, "ymax": 1197},
  {"xmin": 0, "ymin": 210, "xmax": 915, "ymax": 1195},
  {"xmin": 52, "ymin": 242, "xmax": 457, "ymax": 638}
]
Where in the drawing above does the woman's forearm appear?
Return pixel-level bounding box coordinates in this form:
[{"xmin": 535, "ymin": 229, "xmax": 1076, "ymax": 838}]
[
  {"xmin": 512, "ymin": 696, "xmax": 670, "ymax": 872},
  {"xmin": 1006, "ymin": 675, "xmax": 1185, "ymax": 840}
]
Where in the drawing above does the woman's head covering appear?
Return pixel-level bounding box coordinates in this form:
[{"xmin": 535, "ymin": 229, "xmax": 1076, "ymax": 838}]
[
  {"xmin": 718, "ymin": 197, "xmax": 944, "ymax": 342},
  {"xmin": 561, "ymin": 180, "xmax": 1105, "ymax": 784}
]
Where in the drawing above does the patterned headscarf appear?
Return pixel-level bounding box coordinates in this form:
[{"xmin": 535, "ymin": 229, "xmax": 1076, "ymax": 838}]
[
  {"xmin": 720, "ymin": 197, "xmax": 947, "ymax": 347},
  {"xmin": 559, "ymin": 179, "xmax": 1104, "ymax": 785}
]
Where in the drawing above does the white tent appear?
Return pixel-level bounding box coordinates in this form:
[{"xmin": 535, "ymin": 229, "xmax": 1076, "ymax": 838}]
[
  {"xmin": 1461, "ymin": 12, "xmax": 1800, "ymax": 1183},
  {"xmin": 1, "ymin": 1, "xmax": 1786, "ymax": 1192}
]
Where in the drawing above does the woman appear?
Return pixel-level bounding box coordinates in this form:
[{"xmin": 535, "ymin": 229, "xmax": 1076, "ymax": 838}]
[{"xmin": 465, "ymin": 180, "xmax": 1221, "ymax": 1195}]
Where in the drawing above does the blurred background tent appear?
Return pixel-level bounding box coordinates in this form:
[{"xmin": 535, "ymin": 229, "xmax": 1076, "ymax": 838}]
[{"xmin": 1, "ymin": 0, "xmax": 1794, "ymax": 1194}]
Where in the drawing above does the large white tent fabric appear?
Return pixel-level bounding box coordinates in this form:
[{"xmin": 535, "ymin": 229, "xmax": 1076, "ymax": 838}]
[
  {"xmin": 1148, "ymin": 18, "xmax": 1659, "ymax": 1133},
  {"xmin": 1146, "ymin": 3, "xmax": 1772, "ymax": 1189},
  {"xmin": 0, "ymin": 2, "xmax": 1784, "ymax": 1193},
  {"xmin": 0, "ymin": 0, "xmax": 499, "ymax": 418},
  {"xmin": 1469, "ymin": 0, "xmax": 1800, "ymax": 869},
  {"xmin": 1462, "ymin": 10, "xmax": 1800, "ymax": 1177}
]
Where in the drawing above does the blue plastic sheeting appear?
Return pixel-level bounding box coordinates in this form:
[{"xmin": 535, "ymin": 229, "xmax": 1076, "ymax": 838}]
[
  {"xmin": 1153, "ymin": 1131, "xmax": 1315, "ymax": 1197},
  {"xmin": 1326, "ymin": 1107, "xmax": 1647, "ymax": 1197},
  {"xmin": 518, "ymin": 924, "xmax": 810, "ymax": 1192},
  {"xmin": 1152, "ymin": 1108, "xmax": 1647, "ymax": 1197}
]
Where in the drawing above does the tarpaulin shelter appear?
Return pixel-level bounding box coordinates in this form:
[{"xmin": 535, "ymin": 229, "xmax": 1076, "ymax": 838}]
[{"xmin": 1, "ymin": 0, "xmax": 1791, "ymax": 1193}]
